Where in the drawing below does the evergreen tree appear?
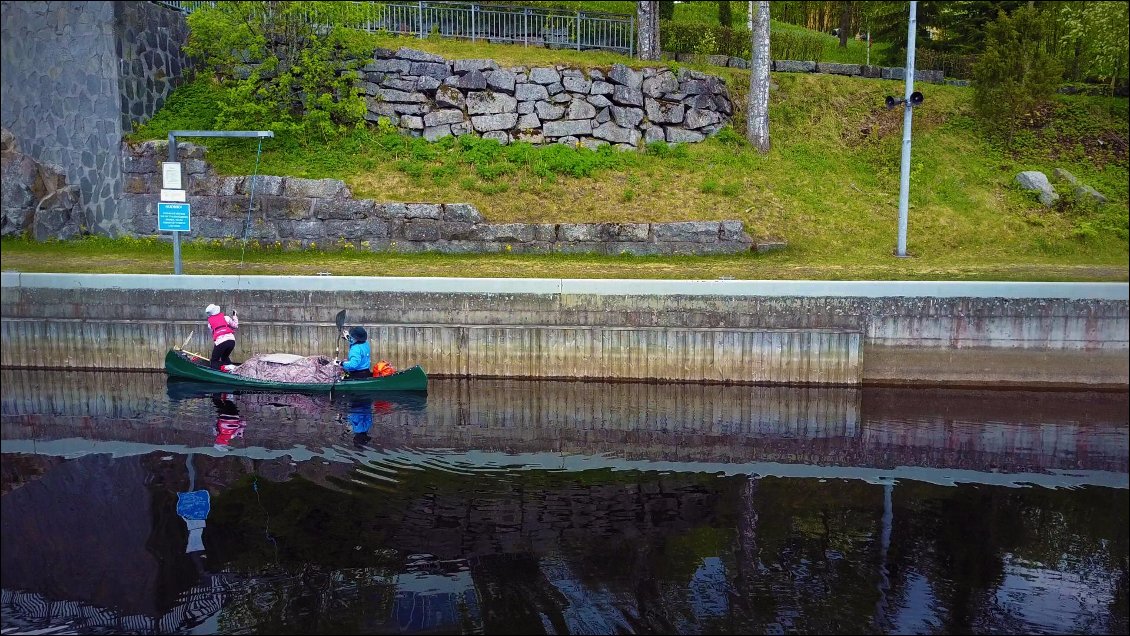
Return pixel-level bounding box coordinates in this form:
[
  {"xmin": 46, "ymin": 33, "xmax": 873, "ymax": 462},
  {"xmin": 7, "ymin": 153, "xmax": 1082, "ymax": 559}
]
[
  {"xmin": 718, "ymin": 1, "xmax": 733, "ymax": 27},
  {"xmin": 867, "ymin": 1, "xmax": 942, "ymax": 65},
  {"xmin": 972, "ymin": 5, "xmax": 1063, "ymax": 145},
  {"xmin": 934, "ymin": 0, "xmax": 1027, "ymax": 53}
]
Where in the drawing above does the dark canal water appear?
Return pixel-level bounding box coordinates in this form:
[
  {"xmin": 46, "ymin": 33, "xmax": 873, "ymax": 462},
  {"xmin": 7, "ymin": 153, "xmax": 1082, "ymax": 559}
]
[{"xmin": 1, "ymin": 369, "xmax": 1127, "ymax": 635}]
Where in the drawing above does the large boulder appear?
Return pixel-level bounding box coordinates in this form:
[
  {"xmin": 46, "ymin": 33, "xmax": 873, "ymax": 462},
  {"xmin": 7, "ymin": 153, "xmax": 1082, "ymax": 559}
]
[
  {"xmin": 33, "ymin": 185, "xmax": 83, "ymax": 241},
  {"xmin": 1, "ymin": 128, "xmax": 85, "ymax": 239},
  {"xmin": 1015, "ymin": 171, "xmax": 1058, "ymax": 207},
  {"xmin": 1075, "ymin": 185, "xmax": 1108, "ymax": 205}
]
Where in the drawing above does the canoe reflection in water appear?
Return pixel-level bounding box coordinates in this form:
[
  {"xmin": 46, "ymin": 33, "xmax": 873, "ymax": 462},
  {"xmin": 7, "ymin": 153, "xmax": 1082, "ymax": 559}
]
[
  {"xmin": 210, "ymin": 394, "xmax": 246, "ymax": 452},
  {"xmin": 167, "ymin": 378, "xmax": 430, "ymax": 451}
]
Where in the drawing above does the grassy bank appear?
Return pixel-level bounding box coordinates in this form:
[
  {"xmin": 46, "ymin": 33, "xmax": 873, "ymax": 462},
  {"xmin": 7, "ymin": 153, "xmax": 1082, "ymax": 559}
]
[
  {"xmin": 124, "ymin": 50, "xmax": 1129, "ymax": 278},
  {"xmin": 1, "ymin": 235, "xmax": 1126, "ymax": 281}
]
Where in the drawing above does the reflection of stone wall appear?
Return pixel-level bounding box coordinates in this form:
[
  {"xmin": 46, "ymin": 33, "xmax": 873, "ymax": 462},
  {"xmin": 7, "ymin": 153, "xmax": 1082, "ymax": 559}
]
[
  {"xmin": 3, "ymin": 370, "xmax": 1126, "ymax": 474},
  {"xmin": 0, "ymin": 1, "xmax": 190, "ymax": 236},
  {"xmin": 115, "ymin": 140, "xmax": 757, "ymax": 255}
]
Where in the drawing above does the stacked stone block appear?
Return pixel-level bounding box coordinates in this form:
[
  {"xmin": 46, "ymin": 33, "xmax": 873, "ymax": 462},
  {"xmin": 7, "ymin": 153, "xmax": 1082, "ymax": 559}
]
[
  {"xmin": 357, "ymin": 47, "xmax": 734, "ymax": 148},
  {"xmin": 118, "ymin": 140, "xmax": 760, "ymax": 255}
]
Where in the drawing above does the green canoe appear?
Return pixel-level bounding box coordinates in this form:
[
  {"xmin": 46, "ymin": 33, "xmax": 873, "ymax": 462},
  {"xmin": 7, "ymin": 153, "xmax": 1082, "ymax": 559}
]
[{"xmin": 164, "ymin": 350, "xmax": 427, "ymax": 392}]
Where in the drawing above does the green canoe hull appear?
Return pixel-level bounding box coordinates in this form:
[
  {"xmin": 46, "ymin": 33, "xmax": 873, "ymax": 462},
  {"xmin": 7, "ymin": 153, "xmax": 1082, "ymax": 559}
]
[{"xmin": 164, "ymin": 350, "xmax": 427, "ymax": 392}]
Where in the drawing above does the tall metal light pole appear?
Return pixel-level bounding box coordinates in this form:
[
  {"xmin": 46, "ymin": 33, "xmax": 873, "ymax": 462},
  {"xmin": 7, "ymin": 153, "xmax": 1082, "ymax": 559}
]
[{"xmin": 896, "ymin": 1, "xmax": 917, "ymax": 257}]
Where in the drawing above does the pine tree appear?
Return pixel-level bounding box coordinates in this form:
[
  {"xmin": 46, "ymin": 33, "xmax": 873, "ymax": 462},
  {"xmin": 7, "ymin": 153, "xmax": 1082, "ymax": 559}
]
[
  {"xmin": 972, "ymin": 5, "xmax": 1063, "ymax": 145},
  {"xmin": 718, "ymin": 1, "xmax": 733, "ymax": 27}
]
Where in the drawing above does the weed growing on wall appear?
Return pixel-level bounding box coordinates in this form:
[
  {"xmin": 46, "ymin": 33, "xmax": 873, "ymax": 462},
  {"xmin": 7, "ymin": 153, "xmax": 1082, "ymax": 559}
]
[{"xmin": 183, "ymin": 1, "xmax": 369, "ymax": 144}]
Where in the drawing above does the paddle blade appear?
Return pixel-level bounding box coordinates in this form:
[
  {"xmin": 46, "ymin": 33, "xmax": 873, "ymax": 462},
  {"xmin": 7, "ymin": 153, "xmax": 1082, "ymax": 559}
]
[{"xmin": 335, "ymin": 310, "xmax": 347, "ymax": 330}]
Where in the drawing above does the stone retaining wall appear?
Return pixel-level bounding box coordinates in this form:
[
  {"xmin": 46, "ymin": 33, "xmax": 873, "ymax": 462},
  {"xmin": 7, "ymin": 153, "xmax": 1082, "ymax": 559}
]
[
  {"xmin": 119, "ymin": 140, "xmax": 760, "ymax": 255},
  {"xmin": 349, "ymin": 47, "xmax": 733, "ymax": 147},
  {"xmin": 0, "ymin": 1, "xmax": 191, "ymax": 236}
]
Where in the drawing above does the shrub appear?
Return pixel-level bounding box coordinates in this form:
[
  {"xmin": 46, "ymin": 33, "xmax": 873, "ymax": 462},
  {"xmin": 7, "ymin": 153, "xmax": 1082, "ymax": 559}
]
[
  {"xmin": 185, "ymin": 2, "xmax": 369, "ymax": 144},
  {"xmin": 661, "ymin": 20, "xmax": 823, "ymax": 60},
  {"xmin": 972, "ymin": 6, "xmax": 1063, "ymax": 146}
]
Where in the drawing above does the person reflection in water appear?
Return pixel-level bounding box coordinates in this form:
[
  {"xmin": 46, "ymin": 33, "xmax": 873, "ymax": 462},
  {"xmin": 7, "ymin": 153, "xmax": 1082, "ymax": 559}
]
[
  {"xmin": 212, "ymin": 393, "xmax": 246, "ymax": 451},
  {"xmin": 348, "ymin": 397, "xmax": 374, "ymax": 447}
]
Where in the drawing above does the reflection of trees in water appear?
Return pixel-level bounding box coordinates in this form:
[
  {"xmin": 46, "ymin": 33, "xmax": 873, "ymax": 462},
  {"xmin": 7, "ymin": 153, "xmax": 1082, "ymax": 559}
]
[
  {"xmin": 2, "ymin": 449, "xmax": 1127, "ymax": 634},
  {"xmin": 214, "ymin": 564, "xmax": 400, "ymax": 634}
]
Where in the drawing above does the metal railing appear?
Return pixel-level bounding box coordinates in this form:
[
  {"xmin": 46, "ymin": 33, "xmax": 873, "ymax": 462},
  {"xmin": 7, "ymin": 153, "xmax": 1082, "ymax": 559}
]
[{"xmin": 155, "ymin": 1, "xmax": 636, "ymax": 55}]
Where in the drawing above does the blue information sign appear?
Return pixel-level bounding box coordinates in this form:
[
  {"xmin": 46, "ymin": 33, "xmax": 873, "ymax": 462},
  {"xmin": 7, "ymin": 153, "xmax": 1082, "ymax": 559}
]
[{"xmin": 158, "ymin": 202, "xmax": 191, "ymax": 232}]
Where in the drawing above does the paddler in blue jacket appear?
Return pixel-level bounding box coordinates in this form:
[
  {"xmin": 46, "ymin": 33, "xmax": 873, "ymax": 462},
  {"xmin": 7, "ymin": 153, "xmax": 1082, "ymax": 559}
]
[{"xmin": 335, "ymin": 326, "xmax": 372, "ymax": 380}]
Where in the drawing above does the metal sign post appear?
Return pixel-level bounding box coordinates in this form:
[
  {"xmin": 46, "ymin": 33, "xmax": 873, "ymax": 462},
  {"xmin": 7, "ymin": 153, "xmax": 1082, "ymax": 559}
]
[{"xmin": 166, "ymin": 130, "xmax": 273, "ymax": 274}]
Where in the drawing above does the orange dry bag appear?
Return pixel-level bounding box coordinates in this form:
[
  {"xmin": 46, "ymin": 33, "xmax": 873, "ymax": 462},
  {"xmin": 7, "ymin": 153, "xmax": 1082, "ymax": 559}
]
[{"xmin": 372, "ymin": 360, "xmax": 396, "ymax": 377}]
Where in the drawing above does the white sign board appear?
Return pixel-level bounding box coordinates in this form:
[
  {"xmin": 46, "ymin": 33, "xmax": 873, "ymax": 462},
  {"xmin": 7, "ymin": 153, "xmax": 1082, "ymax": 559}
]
[
  {"xmin": 161, "ymin": 161, "xmax": 183, "ymax": 190},
  {"xmin": 160, "ymin": 188, "xmax": 187, "ymax": 202}
]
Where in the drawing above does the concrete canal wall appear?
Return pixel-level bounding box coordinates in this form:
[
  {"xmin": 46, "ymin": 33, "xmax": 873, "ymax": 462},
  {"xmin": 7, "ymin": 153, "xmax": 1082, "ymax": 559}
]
[{"xmin": 1, "ymin": 274, "xmax": 1127, "ymax": 387}]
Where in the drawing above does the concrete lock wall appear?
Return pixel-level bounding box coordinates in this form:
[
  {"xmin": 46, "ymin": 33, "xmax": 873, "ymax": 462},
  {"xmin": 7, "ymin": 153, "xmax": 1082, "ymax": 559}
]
[{"xmin": 1, "ymin": 274, "xmax": 1127, "ymax": 387}]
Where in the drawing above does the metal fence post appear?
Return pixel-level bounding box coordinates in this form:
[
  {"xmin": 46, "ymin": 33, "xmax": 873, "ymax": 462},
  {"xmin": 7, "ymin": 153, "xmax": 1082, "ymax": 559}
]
[
  {"xmin": 575, "ymin": 11, "xmax": 581, "ymax": 51},
  {"xmin": 471, "ymin": 3, "xmax": 476, "ymax": 42},
  {"xmin": 524, "ymin": 7, "xmax": 528, "ymax": 47},
  {"xmin": 629, "ymin": 14, "xmax": 635, "ymax": 57},
  {"xmin": 418, "ymin": 0, "xmax": 424, "ymax": 38}
]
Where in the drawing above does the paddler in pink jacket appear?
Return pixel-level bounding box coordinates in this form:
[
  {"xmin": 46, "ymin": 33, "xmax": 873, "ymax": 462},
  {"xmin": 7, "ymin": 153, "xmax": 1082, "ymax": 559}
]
[{"xmin": 205, "ymin": 303, "xmax": 239, "ymax": 372}]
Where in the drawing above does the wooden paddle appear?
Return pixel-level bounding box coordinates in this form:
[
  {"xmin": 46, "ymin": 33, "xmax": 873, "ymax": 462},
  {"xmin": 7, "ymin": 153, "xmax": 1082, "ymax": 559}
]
[{"xmin": 175, "ymin": 330, "xmax": 195, "ymax": 351}]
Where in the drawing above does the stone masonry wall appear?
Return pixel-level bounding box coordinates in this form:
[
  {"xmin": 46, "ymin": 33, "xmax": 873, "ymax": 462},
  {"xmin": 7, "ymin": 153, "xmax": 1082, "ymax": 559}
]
[
  {"xmin": 1, "ymin": 1, "xmax": 120, "ymax": 234},
  {"xmin": 356, "ymin": 47, "xmax": 733, "ymax": 147},
  {"xmin": 0, "ymin": 0, "xmax": 190, "ymax": 237},
  {"xmin": 114, "ymin": 0, "xmax": 191, "ymax": 134},
  {"xmin": 119, "ymin": 140, "xmax": 759, "ymax": 255}
]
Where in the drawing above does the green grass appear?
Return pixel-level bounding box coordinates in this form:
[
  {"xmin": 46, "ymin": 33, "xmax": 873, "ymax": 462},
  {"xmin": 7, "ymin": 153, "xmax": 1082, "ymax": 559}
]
[
  {"xmin": 55, "ymin": 36, "xmax": 1130, "ymax": 282},
  {"xmin": 771, "ymin": 20, "xmax": 888, "ymax": 65},
  {"xmin": 1, "ymin": 235, "xmax": 1125, "ymax": 281}
]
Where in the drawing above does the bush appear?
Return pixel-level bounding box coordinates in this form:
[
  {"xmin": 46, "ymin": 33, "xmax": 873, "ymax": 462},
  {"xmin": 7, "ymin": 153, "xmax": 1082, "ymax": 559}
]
[
  {"xmin": 661, "ymin": 20, "xmax": 823, "ymax": 60},
  {"xmin": 973, "ymin": 6, "xmax": 1064, "ymax": 146},
  {"xmin": 917, "ymin": 49, "xmax": 979, "ymax": 80},
  {"xmin": 718, "ymin": 1, "xmax": 732, "ymax": 28},
  {"xmin": 185, "ymin": 2, "xmax": 369, "ymax": 144}
]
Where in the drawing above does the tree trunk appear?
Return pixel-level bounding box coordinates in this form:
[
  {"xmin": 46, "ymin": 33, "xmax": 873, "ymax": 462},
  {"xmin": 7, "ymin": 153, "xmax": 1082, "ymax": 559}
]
[
  {"xmin": 747, "ymin": 0, "xmax": 771, "ymax": 153},
  {"xmin": 747, "ymin": 0, "xmax": 754, "ymax": 32},
  {"xmin": 839, "ymin": 1, "xmax": 851, "ymax": 47},
  {"xmin": 636, "ymin": 1, "xmax": 661, "ymax": 61}
]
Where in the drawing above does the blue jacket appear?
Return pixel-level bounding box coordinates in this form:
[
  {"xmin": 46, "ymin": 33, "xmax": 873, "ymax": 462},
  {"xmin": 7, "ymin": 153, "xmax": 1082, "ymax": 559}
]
[
  {"xmin": 342, "ymin": 341, "xmax": 371, "ymax": 373},
  {"xmin": 348, "ymin": 401, "xmax": 373, "ymax": 434}
]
